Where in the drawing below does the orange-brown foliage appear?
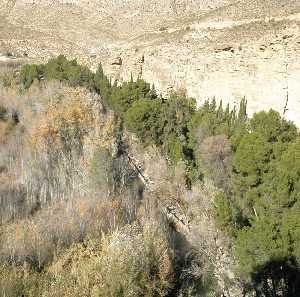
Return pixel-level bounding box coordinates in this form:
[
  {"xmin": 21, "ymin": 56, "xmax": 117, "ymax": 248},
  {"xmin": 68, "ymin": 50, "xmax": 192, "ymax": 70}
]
[{"xmin": 29, "ymin": 88, "xmax": 94, "ymax": 150}]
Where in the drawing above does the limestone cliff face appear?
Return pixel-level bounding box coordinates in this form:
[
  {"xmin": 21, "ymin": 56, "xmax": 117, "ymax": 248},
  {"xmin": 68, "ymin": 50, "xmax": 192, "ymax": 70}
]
[{"xmin": 1, "ymin": 0, "xmax": 300, "ymax": 124}]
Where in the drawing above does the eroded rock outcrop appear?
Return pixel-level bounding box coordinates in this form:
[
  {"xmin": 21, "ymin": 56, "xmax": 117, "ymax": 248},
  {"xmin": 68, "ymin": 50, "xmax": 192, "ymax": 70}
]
[{"xmin": 1, "ymin": 1, "xmax": 300, "ymax": 126}]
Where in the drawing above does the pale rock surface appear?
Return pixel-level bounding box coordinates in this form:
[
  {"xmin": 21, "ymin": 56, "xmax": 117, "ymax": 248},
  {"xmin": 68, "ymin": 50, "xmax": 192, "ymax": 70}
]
[{"xmin": 0, "ymin": 0, "xmax": 300, "ymax": 125}]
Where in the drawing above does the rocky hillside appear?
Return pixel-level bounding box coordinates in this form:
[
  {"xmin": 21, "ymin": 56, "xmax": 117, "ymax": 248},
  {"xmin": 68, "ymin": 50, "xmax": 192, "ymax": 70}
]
[{"xmin": 1, "ymin": 0, "xmax": 300, "ymax": 124}]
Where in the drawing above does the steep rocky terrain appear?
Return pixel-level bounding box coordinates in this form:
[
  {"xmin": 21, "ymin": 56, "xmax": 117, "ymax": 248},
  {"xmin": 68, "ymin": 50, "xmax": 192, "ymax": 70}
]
[
  {"xmin": 1, "ymin": 5, "xmax": 300, "ymax": 294},
  {"xmin": 1, "ymin": 0, "xmax": 300, "ymax": 124}
]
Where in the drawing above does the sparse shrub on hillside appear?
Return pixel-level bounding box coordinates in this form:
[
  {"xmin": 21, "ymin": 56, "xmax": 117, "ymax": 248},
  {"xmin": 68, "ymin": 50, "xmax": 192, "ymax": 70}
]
[{"xmin": 20, "ymin": 64, "xmax": 43, "ymax": 89}]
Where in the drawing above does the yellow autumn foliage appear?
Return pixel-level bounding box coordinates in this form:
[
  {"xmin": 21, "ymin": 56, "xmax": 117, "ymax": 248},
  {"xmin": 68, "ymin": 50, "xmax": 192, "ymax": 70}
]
[
  {"xmin": 24, "ymin": 86, "xmax": 116, "ymax": 160},
  {"xmin": 29, "ymin": 88, "xmax": 94, "ymax": 150}
]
